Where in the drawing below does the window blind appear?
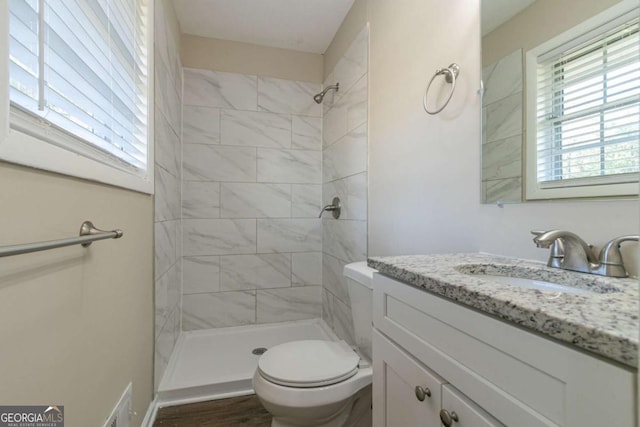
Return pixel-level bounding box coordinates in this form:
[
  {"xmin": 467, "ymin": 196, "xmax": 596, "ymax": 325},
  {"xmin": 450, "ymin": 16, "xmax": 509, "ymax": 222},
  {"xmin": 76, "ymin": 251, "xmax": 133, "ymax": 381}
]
[
  {"xmin": 8, "ymin": 0, "xmax": 149, "ymax": 170},
  {"xmin": 535, "ymin": 17, "xmax": 640, "ymax": 186}
]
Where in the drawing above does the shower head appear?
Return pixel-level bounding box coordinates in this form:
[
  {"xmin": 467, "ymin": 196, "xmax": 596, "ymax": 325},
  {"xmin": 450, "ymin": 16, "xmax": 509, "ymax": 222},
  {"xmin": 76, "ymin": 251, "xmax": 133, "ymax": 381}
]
[{"xmin": 313, "ymin": 83, "xmax": 339, "ymax": 104}]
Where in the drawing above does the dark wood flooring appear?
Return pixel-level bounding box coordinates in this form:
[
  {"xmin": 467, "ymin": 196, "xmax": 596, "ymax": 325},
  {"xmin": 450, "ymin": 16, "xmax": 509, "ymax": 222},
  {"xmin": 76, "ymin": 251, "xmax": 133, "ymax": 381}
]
[{"xmin": 153, "ymin": 394, "xmax": 272, "ymax": 427}]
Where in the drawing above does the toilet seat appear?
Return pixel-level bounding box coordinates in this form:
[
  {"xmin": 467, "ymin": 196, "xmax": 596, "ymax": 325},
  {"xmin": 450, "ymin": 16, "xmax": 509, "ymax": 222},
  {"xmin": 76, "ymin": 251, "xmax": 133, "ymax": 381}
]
[{"xmin": 258, "ymin": 340, "xmax": 360, "ymax": 388}]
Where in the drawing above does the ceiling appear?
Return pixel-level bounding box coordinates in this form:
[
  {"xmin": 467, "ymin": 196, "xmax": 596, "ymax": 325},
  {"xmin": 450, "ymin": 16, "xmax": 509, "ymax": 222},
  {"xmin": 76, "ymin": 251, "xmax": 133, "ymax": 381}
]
[
  {"xmin": 172, "ymin": 0, "xmax": 356, "ymax": 54},
  {"xmin": 481, "ymin": 0, "xmax": 536, "ymax": 36}
]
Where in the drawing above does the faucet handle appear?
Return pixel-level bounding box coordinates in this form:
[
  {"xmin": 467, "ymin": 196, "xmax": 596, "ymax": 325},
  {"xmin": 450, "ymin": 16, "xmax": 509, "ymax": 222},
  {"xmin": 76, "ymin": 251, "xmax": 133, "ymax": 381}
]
[
  {"xmin": 599, "ymin": 235, "xmax": 640, "ymax": 266},
  {"xmin": 531, "ymin": 230, "xmax": 565, "ymax": 263}
]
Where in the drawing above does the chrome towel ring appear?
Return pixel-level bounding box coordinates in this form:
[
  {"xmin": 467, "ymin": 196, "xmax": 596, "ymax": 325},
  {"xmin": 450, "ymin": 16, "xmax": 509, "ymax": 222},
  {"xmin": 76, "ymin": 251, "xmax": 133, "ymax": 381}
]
[{"xmin": 423, "ymin": 63, "xmax": 460, "ymax": 115}]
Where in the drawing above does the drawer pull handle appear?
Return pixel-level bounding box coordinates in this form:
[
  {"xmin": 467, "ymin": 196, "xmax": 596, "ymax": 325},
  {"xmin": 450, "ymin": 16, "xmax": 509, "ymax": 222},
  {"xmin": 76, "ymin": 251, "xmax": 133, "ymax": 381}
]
[
  {"xmin": 414, "ymin": 386, "xmax": 431, "ymax": 401},
  {"xmin": 440, "ymin": 409, "xmax": 459, "ymax": 426}
]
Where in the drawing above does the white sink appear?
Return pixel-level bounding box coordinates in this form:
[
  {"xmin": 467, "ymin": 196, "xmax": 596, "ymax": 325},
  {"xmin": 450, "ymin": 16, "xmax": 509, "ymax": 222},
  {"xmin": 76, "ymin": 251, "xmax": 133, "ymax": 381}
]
[
  {"xmin": 455, "ymin": 263, "xmax": 619, "ymax": 295},
  {"xmin": 468, "ymin": 273, "xmax": 596, "ymax": 295}
]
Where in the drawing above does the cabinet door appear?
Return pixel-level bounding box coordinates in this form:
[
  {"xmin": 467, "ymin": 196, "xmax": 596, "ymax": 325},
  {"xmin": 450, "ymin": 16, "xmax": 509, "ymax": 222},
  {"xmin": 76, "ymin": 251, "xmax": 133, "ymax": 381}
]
[
  {"xmin": 373, "ymin": 329, "xmax": 445, "ymax": 427},
  {"xmin": 441, "ymin": 384, "xmax": 504, "ymax": 427}
]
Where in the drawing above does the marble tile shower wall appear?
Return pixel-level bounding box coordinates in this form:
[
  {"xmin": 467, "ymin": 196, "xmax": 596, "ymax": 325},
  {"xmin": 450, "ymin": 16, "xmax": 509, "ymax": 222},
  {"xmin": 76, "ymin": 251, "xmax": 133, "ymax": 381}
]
[
  {"xmin": 321, "ymin": 27, "xmax": 368, "ymax": 345},
  {"xmin": 482, "ymin": 49, "xmax": 523, "ymax": 204},
  {"xmin": 153, "ymin": 0, "xmax": 183, "ymax": 391},
  {"xmin": 181, "ymin": 69, "xmax": 324, "ymax": 330}
]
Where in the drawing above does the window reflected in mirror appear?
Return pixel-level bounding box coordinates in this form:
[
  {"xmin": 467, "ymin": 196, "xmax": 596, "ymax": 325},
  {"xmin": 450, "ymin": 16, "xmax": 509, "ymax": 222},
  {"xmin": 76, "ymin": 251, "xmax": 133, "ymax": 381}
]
[{"xmin": 480, "ymin": 0, "xmax": 639, "ymax": 204}]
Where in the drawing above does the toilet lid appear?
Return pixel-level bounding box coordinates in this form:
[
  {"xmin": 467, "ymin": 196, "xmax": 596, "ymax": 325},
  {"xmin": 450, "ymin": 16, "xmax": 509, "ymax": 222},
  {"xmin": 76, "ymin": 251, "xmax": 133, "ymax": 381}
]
[{"xmin": 258, "ymin": 340, "xmax": 360, "ymax": 388}]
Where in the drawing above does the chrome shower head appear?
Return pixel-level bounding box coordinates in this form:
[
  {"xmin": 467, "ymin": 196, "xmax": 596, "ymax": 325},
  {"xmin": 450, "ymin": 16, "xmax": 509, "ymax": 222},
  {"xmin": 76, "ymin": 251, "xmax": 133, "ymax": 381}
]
[{"xmin": 313, "ymin": 83, "xmax": 339, "ymax": 104}]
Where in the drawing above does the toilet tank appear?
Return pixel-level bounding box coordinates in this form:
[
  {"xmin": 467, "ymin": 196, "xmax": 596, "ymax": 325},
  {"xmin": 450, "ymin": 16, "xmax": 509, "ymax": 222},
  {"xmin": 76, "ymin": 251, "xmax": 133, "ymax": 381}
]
[{"xmin": 343, "ymin": 262, "xmax": 376, "ymax": 361}]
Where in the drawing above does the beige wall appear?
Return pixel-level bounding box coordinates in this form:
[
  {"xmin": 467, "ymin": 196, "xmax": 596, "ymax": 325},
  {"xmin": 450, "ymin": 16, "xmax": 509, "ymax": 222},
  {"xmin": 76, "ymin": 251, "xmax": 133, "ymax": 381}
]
[
  {"xmin": 483, "ymin": 0, "xmax": 622, "ymax": 65},
  {"xmin": 181, "ymin": 35, "xmax": 323, "ymax": 83},
  {"xmin": 0, "ymin": 163, "xmax": 153, "ymax": 426},
  {"xmin": 326, "ymin": 0, "xmax": 485, "ymax": 257},
  {"xmin": 323, "ymin": 0, "xmax": 368, "ymax": 79},
  {"xmin": 367, "ymin": 0, "xmax": 483, "ymax": 256}
]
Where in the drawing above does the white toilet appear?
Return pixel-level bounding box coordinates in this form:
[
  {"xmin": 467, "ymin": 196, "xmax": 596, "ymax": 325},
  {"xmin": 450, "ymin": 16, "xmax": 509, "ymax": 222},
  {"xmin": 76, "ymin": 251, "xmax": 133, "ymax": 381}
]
[{"xmin": 253, "ymin": 262, "xmax": 376, "ymax": 427}]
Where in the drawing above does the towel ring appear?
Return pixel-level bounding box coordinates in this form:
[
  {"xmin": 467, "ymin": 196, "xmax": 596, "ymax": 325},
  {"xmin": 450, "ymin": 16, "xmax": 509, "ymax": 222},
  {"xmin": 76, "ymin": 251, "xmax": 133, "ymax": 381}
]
[{"xmin": 423, "ymin": 63, "xmax": 460, "ymax": 115}]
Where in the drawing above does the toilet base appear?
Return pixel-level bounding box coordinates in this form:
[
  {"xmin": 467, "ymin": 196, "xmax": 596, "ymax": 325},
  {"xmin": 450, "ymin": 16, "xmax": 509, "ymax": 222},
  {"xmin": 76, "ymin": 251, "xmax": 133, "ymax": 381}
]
[{"xmin": 269, "ymin": 385, "xmax": 372, "ymax": 427}]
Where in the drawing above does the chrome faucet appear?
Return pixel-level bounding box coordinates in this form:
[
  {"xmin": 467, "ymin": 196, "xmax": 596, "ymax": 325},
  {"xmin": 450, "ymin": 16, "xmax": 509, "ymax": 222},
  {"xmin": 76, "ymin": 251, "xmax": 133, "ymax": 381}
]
[{"xmin": 532, "ymin": 230, "xmax": 639, "ymax": 277}]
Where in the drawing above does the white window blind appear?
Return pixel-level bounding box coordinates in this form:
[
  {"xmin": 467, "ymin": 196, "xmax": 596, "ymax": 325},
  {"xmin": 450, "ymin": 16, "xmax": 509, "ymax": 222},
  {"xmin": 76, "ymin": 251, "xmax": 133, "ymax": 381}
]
[
  {"xmin": 535, "ymin": 16, "xmax": 640, "ymax": 188},
  {"xmin": 8, "ymin": 0, "xmax": 149, "ymax": 171}
]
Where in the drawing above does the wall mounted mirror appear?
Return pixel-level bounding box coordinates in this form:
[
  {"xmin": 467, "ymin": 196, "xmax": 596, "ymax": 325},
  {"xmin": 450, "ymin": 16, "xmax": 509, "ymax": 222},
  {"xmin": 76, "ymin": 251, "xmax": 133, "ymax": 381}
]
[{"xmin": 481, "ymin": 0, "xmax": 640, "ymax": 204}]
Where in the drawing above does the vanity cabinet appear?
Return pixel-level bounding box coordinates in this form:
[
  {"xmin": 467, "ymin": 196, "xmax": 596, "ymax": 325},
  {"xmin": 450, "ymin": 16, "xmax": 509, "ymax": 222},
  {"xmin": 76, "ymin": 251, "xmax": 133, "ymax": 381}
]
[
  {"xmin": 371, "ymin": 274, "xmax": 637, "ymax": 427},
  {"xmin": 373, "ymin": 328, "xmax": 443, "ymax": 426},
  {"xmin": 373, "ymin": 328, "xmax": 503, "ymax": 427}
]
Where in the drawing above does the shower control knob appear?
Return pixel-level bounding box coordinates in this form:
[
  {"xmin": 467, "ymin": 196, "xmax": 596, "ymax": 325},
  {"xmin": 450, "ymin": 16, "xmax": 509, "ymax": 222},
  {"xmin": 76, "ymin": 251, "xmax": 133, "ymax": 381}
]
[
  {"xmin": 318, "ymin": 197, "xmax": 341, "ymax": 219},
  {"xmin": 414, "ymin": 385, "xmax": 431, "ymax": 401},
  {"xmin": 439, "ymin": 409, "xmax": 459, "ymax": 426}
]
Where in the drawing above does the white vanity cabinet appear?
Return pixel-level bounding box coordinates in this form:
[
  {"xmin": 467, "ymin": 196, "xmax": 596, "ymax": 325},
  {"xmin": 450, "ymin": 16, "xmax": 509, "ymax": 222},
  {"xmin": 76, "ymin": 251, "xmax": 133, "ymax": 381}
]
[
  {"xmin": 371, "ymin": 274, "xmax": 637, "ymax": 427},
  {"xmin": 373, "ymin": 328, "xmax": 503, "ymax": 427},
  {"xmin": 373, "ymin": 328, "xmax": 444, "ymax": 426}
]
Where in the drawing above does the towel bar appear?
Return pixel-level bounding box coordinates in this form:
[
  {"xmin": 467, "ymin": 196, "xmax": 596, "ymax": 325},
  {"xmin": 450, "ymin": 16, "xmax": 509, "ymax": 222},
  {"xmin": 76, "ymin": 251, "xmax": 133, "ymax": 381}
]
[{"xmin": 0, "ymin": 221, "xmax": 123, "ymax": 258}]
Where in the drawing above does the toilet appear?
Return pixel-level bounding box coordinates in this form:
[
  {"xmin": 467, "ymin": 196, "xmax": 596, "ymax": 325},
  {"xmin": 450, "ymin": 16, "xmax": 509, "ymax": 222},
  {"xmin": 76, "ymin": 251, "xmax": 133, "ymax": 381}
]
[{"xmin": 252, "ymin": 262, "xmax": 376, "ymax": 427}]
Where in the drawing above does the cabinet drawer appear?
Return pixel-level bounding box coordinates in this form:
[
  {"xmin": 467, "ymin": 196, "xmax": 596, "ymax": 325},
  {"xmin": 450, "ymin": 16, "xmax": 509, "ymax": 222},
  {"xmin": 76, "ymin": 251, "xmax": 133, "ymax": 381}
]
[
  {"xmin": 442, "ymin": 384, "xmax": 504, "ymax": 427},
  {"xmin": 373, "ymin": 273, "xmax": 636, "ymax": 427}
]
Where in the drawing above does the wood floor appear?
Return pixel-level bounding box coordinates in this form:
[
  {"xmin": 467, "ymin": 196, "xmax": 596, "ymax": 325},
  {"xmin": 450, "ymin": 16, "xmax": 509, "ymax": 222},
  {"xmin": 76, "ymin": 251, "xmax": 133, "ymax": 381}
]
[{"xmin": 153, "ymin": 394, "xmax": 272, "ymax": 427}]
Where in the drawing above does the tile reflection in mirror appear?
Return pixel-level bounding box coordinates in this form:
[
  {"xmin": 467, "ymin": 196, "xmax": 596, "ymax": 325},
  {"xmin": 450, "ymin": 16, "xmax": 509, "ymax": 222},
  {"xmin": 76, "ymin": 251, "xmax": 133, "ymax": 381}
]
[{"xmin": 481, "ymin": 49, "xmax": 523, "ymax": 204}]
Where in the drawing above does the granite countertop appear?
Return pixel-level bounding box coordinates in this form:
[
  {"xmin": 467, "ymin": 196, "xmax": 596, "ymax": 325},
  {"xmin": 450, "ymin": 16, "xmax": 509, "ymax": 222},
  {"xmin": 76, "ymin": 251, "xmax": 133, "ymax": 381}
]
[{"xmin": 368, "ymin": 253, "xmax": 639, "ymax": 368}]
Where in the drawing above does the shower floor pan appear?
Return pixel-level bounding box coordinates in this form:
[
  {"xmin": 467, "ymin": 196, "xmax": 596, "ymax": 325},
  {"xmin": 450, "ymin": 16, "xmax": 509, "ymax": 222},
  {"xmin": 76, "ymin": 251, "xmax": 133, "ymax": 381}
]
[{"xmin": 157, "ymin": 319, "xmax": 336, "ymax": 406}]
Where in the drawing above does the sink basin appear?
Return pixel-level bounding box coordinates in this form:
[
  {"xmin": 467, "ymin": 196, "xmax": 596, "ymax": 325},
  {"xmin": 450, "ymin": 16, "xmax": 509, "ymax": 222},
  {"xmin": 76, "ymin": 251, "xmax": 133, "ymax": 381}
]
[
  {"xmin": 467, "ymin": 273, "xmax": 595, "ymax": 295},
  {"xmin": 455, "ymin": 264, "xmax": 620, "ymax": 295}
]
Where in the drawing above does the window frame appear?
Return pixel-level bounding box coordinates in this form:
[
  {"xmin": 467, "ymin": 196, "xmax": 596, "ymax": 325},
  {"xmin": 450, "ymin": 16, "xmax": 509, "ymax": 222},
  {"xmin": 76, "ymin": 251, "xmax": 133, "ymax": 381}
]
[
  {"xmin": 524, "ymin": 0, "xmax": 639, "ymax": 200},
  {"xmin": 0, "ymin": 0, "xmax": 154, "ymax": 194}
]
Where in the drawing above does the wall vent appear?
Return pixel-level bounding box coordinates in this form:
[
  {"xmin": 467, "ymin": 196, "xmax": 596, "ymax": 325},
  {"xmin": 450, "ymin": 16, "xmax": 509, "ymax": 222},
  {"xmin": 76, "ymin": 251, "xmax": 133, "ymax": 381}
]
[{"xmin": 103, "ymin": 383, "xmax": 132, "ymax": 427}]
